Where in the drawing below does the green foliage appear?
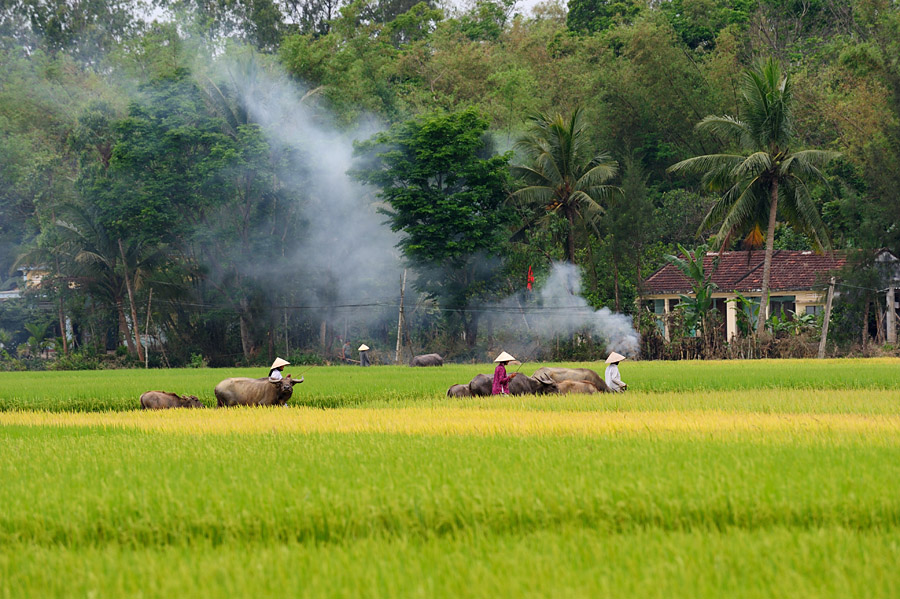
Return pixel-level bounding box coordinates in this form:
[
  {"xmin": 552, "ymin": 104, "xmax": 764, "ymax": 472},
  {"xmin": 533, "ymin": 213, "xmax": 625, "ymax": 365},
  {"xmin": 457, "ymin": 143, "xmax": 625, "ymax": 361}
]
[
  {"xmin": 355, "ymin": 108, "xmax": 511, "ymax": 265},
  {"xmin": 454, "ymin": 0, "xmax": 515, "ymax": 41},
  {"xmin": 659, "ymin": 0, "xmax": 754, "ymax": 49},
  {"xmin": 188, "ymin": 353, "xmax": 208, "ymax": 368},
  {"xmin": 566, "ymin": 0, "xmax": 642, "ymax": 34},
  {"xmin": 511, "ymin": 108, "xmax": 621, "ymax": 265},
  {"xmin": 4, "ymin": 0, "xmax": 900, "ymax": 363},
  {"xmin": 354, "ymin": 108, "xmax": 512, "ymax": 347}
]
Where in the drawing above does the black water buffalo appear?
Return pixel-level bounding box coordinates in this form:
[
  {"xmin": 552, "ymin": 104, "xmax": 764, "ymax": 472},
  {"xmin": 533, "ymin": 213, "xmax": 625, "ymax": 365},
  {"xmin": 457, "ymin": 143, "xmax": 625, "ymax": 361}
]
[
  {"xmin": 214, "ymin": 376, "xmax": 303, "ymax": 407},
  {"xmin": 557, "ymin": 380, "xmax": 602, "ymax": 394},
  {"xmin": 410, "ymin": 353, "xmax": 443, "ymax": 367},
  {"xmin": 140, "ymin": 391, "xmax": 205, "ymax": 409},
  {"xmin": 468, "ymin": 372, "xmax": 558, "ymax": 396},
  {"xmin": 532, "ymin": 367, "xmax": 608, "ymax": 392},
  {"xmin": 446, "ymin": 384, "xmax": 472, "ymax": 397}
]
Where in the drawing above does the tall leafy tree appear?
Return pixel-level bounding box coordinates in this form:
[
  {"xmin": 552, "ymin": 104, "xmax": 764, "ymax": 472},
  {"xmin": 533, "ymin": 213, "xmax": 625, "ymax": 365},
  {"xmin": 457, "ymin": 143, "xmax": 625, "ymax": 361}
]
[
  {"xmin": 668, "ymin": 58, "xmax": 840, "ymax": 338},
  {"xmin": 511, "ymin": 108, "xmax": 621, "ymax": 265},
  {"xmin": 354, "ymin": 107, "xmax": 511, "ymax": 348}
]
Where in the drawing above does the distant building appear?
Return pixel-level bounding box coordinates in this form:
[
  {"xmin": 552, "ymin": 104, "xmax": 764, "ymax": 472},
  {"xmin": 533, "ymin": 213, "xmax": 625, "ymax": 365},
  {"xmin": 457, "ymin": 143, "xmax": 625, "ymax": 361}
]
[
  {"xmin": 641, "ymin": 250, "xmax": 850, "ymax": 341},
  {"xmin": 0, "ymin": 266, "xmax": 64, "ymax": 302}
]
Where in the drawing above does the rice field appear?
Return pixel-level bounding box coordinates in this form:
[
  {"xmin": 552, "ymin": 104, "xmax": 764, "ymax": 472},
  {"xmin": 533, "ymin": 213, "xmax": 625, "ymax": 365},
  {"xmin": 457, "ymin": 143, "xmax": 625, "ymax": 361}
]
[{"xmin": 1, "ymin": 358, "xmax": 900, "ymax": 597}]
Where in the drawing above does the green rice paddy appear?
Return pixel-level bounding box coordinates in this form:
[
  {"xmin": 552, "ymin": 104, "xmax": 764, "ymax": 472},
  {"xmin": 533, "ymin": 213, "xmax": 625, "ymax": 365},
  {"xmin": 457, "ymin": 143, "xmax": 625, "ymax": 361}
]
[{"xmin": 1, "ymin": 359, "xmax": 899, "ymax": 597}]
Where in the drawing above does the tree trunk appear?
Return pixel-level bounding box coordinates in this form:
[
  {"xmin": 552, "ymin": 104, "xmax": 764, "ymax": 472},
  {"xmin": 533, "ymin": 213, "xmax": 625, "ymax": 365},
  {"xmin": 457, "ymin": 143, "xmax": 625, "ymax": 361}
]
[
  {"xmin": 116, "ymin": 299, "xmax": 136, "ymax": 355},
  {"xmin": 755, "ymin": 180, "xmax": 779, "ymax": 339},
  {"xmin": 118, "ymin": 239, "xmax": 144, "ymax": 363},
  {"xmin": 465, "ymin": 312, "xmax": 479, "ymax": 349},
  {"xmin": 57, "ymin": 296, "xmax": 68, "ymax": 355},
  {"xmin": 54, "ymin": 254, "xmax": 68, "ymax": 355},
  {"xmin": 239, "ymin": 296, "xmax": 254, "ymax": 361},
  {"xmin": 862, "ymin": 300, "xmax": 870, "ymax": 347},
  {"xmin": 613, "ymin": 258, "xmax": 621, "ymax": 312},
  {"xmin": 565, "ymin": 203, "xmax": 577, "ymax": 264}
]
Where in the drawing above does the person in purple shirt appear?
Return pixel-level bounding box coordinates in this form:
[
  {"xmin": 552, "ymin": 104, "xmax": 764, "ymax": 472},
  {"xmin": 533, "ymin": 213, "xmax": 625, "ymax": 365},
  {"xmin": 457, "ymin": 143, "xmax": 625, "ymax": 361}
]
[{"xmin": 492, "ymin": 351, "xmax": 517, "ymax": 395}]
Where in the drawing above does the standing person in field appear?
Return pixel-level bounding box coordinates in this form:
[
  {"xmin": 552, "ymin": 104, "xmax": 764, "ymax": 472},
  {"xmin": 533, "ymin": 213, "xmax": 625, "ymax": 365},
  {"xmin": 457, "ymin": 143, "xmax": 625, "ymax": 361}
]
[
  {"xmin": 492, "ymin": 351, "xmax": 517, "ymax": 395},
  {"xmin": 605, "ymin": 352, "xmax": 627, "ymax": 392},
  {"xmin": 358, "ymin": 344, "xmax": 371, "ymax": 367},
  {"xmin": 268, "ymin": 357, "xmax": 291, "ymax": 382},
  {"xmin": 340, "ymin": 339, "xmax": 352, "ymax": 364}
]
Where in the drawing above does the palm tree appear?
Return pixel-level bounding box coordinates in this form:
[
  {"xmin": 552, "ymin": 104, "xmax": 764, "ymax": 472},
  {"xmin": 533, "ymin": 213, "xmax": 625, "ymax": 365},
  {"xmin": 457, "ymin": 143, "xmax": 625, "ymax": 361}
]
[
  {"xmin": 39, "ymin": 204, "xmax": 165, "ymax": 361},
  {"xmin": 511, "ymin": 108, "xmax": 621, "ymax": 264},
  {"xmin": 668, "ymin": 58, "xmax": 840, "ymax": 338}
]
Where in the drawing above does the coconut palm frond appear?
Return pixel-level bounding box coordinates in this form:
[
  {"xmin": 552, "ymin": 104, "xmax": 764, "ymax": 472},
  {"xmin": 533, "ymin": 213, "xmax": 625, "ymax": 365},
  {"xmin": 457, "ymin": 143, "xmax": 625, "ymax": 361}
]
[
  {"xmin": 510, "ymin": 163, "xmax": 552, "ymax": 186},
  {"xmin": 511, "ymin": 185, "xmax": 557, "ymax": 207},
  {"xmin": 668, "ymin": 153, "xmax": 745, "ymax": 177},
  {"xmin": 696, "ymin": 115, "xmax": 750, "ymax": 145},
  {"xmin": 732, "ymin": 152, "xmax": 773, "ymax": 179},
  {"xmin": 575, "ymin": 161, "xmax": 618, "ymax": 190},
  {"xmin": 569, "ymin": 190, "xmax": 605, "ymax": 222},
  {"xmin": 780, "ymin": 150, "xmax": 841, "ymax": 178},
  {"xmin": 715, "ymin": 183, "xmax": 766, "ymax": 246},
  {"xmin": 783, "ymin": 177, "xmax": 832, "ymax": 252}
]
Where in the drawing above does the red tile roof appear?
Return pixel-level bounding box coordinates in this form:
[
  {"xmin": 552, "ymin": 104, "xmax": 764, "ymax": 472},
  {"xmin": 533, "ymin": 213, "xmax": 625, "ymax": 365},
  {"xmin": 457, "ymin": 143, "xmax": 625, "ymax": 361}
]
[{"xmin": 643, "ymin": 250, "xmax": 847, "ymax": 295}]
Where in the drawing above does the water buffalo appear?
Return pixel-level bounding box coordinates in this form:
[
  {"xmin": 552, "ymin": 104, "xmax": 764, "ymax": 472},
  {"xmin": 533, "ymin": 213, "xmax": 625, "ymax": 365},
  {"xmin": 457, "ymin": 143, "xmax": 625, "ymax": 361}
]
[
  {"xmin": 410, "ymin": 353, "xmax": 443, "ymax": 367},
  {"xmin": 214, "ymin": 375, "xmax": 303, "ymax": 407},
  {"xmin": 468, "ymin": 372, "xmax": 558, "ymax": 396},
  {"xmin": 446, "ymin": 384, "xmax": 472, "ymax": 397},
  {"xmin": 557, "ymin": 380, "xmax": 602, "ymax": 395},
  {"xmin": 532, "ymin": 367, "xmax": 609, "ymax": 392},
  {"xmin": 140, "ymin": 391, "xmax": 205, "ymax": 409}
]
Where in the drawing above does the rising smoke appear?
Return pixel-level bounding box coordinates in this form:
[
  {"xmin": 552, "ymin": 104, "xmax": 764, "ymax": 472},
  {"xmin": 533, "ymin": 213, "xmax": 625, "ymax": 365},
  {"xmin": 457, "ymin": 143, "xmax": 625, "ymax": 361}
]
[
  {"xmin": 205, "ymin": 50, "xmax": 640, "ymax": 357},
  {"xmin": 211, "ymin": 51, "xmax": 404, "ymax": 328},
  {"xmin": 485, "ymin": 262, "xmax": 641, "ymax": 358}
]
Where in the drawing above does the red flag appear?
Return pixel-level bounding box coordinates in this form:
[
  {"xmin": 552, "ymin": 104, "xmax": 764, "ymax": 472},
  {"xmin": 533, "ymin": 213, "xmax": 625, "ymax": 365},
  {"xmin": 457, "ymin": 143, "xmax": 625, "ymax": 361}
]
[{"xmin": 526, "ymin": 265, "xmax": 534, "ymax": 291}]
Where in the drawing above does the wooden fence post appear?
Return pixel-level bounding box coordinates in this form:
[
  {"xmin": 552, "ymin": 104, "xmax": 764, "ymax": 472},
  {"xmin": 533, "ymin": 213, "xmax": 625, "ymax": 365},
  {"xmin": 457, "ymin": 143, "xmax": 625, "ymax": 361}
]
[{"xmin": 818, "ymin": 277, "xmax": 835, "ymax": 359}]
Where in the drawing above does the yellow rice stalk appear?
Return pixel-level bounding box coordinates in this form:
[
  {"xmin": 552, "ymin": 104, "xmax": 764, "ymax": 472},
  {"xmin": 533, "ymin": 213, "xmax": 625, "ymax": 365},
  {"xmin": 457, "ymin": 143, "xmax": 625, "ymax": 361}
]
[{"xmin": 2, "ymin": 408, "xmax": 900, "ymax": 441}]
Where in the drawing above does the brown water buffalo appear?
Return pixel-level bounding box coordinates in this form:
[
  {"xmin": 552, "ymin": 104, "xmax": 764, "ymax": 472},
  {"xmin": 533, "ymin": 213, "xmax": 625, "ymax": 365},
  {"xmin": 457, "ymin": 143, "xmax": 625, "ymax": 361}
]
[
  {"xmin": 468, "ymin": 372, "xmax": 558, "ymax": 396},
  {"xmin": 410, "ymin": 353, "xmax": 443, "ymax": 367},
  {"xmin": 140, "ymin": 391, "xmax": 205, "ymax": 409},
  {"xmin": 532, "ymin": 367, "xmax": 608, "ymax": 392},
  {"xmin": 446, "ymin": 384, "xmax": 472, "ymax": 397},
  {"xmin": 557, "ymin": 380, "xmax": 602, "ymax": 395},
  {"xmin": 214, "ymin": 375, "xmax": 303, "ymax": 407}
]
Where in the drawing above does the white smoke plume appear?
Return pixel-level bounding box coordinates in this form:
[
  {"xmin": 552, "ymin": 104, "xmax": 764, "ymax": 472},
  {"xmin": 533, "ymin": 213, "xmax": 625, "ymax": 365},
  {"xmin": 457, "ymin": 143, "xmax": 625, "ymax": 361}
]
[
  {"xmin": 487, "ymin": 262, "xmax": 641, "ymax": 357},
  {"xmin": 211, "ymin": 52, "xmax": 404, "ymax": 326}
]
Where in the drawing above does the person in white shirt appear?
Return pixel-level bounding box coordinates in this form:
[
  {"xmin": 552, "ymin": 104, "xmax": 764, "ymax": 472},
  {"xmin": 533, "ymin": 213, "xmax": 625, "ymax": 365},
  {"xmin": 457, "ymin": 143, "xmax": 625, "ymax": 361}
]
[
  {"xmin": 604, "ymin": 352, "xmax": 627, "ymax": 392},
  {"xmin": 268, "ymin": 357, "xmax": 290, "ymax": 382}
]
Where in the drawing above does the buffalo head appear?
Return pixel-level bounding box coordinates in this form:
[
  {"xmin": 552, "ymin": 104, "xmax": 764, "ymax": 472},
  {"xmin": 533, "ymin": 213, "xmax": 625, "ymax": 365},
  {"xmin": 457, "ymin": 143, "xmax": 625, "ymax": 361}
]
[
  {"xmin": 180, "ymin": 395, "xmax": 205, "ymax": 408},
  {"xmin": 269, "ymin": 375, "xmax": 303, "ymax": 402}
]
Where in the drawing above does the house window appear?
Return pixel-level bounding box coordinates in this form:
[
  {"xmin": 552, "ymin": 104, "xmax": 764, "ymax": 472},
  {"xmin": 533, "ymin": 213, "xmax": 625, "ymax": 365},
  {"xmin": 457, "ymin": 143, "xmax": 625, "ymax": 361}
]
[
  {"xmin": 769, "ymin": 296, "xmax": 796, "ymax": 319},
  {"xmin": 805, "ymin": 305, "xmax": 823, "ymax": 317}
]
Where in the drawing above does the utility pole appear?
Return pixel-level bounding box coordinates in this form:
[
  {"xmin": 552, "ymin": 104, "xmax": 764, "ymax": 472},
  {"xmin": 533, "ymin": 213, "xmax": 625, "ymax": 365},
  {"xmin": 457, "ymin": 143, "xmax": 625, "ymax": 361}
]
[
  {"xmin": 395, "ymin": 269, "xmax": 407, "ymax": 364},
  {"xmin": 144, "ymin": 288, "xmax": 153, "ymax": 369},
  {"xmin": 888, "ymin": 287, "xmax": 897, "ymax": 345},
  {"xmin": 818, "ymin": 276, "xmax": 836, "ymax": 359}
]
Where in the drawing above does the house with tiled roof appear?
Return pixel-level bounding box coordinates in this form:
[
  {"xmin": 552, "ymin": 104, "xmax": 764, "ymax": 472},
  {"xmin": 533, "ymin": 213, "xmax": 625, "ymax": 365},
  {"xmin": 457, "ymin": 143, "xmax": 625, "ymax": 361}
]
[{"xmin": 641, "ymin": 250, "xmax": 849, "ymax": 341}]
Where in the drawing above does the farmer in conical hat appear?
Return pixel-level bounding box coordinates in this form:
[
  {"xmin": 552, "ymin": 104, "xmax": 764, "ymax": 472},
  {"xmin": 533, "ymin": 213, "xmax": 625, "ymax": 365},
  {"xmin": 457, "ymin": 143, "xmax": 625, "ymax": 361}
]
[
  {"xmin": 492, "ymin": 351, "xmax": 517, "ymax": 395},
  {"xmin": 268, "ymin": 357, "xmax": 291, "ymax": 382},
  {"xmin": 604, "ymin": 351, "xmax": 627, "ymax": 392},
  {"xmin": 358, "ymin": 344, "xmax": 371, "ymax": 367}
]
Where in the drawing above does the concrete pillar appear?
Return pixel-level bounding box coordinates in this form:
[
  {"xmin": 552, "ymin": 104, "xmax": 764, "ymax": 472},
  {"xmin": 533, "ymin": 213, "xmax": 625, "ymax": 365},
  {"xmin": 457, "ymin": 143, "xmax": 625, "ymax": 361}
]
[
  {"xmin": 726, "ymin": 296, "xmax": 738, "ymax": 341},
  {"xmin": 888, "ymin": 287, "xmax": 897, "ymax": 345},
  {"xmin": 663, "ymin": 297, "xmax": 671, "ymax": 341}
]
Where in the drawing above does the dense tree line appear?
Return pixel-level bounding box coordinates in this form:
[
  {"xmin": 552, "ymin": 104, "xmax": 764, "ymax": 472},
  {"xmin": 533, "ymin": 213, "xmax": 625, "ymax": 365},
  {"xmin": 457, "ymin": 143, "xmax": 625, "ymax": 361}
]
[{"xmin": 1, "ymin": 0, "xmax": 899, "ymax": 366}]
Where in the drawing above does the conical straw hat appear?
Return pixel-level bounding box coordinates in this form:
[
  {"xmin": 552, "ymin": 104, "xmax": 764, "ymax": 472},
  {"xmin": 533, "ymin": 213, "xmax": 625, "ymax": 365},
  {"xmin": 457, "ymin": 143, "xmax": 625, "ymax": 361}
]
[
  {"xmin": 605, "ymin": 352, "xmax": 626, "ymax": 364},
  {"xmin": 358, "ymin": 344, "xmax": 369, "ymax": 351},
  {"xmin": 270, "ymin": 357, "xmax": 290, "ymax": 370},
  {"xmin": 494, "ymin": 351, "xmax": 516, "ymax": 363}
]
